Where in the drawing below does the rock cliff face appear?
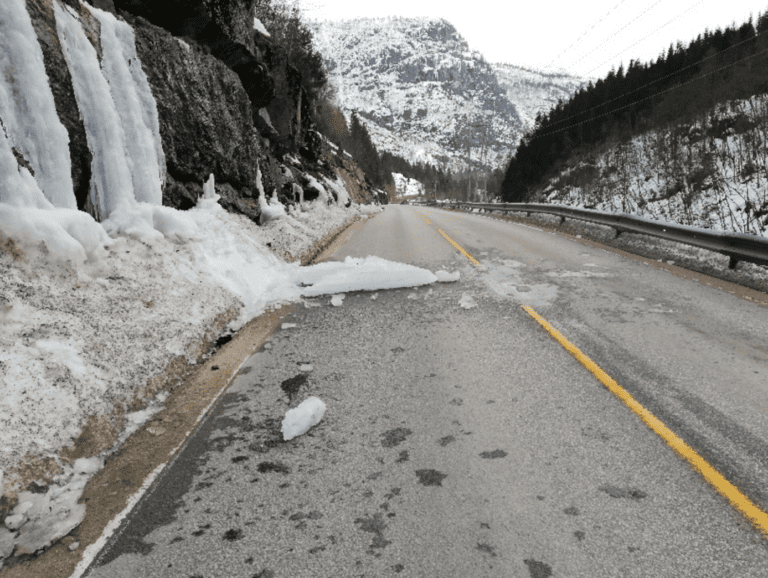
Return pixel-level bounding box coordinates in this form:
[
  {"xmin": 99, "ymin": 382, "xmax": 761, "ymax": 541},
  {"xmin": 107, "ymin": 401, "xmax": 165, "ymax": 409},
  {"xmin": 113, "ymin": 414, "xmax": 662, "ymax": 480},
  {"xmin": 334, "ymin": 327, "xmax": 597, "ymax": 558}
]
[
  {"xmin": 129, "ymin": 15, "xmax": 265, "ymax": 216},
  {"xmin": 14, "ymin": 0, "xmax": 376, "ymax": 226}
]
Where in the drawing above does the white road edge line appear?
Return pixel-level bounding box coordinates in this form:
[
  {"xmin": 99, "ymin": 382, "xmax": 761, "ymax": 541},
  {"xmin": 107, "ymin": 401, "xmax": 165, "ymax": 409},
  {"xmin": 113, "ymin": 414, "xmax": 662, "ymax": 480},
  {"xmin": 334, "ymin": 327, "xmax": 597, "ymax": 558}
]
[{"xmin": 70, "ymin": 354, "xmax": 252, "ymax": 578}]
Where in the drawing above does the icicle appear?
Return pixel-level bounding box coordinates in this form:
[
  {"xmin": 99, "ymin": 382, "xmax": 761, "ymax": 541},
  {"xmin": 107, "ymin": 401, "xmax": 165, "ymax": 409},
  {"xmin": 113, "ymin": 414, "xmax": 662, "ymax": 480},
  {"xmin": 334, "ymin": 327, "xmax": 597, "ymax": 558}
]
[
  {"xmin": 203, "ymin": 173, "xmax": 216, "ymax": 199},
  {"xmin": 86, "ymin": 4, "xmax": 166, "ymax": 205},
  {"xmin": 0, "ymin": 126, "xmax": 52, "ymax": 209},
  {"xmin": 54, "ymin": 0, "xmax": 134, "ymax": 219},
  {"xmin": 0, "ymin": 0, "xmax": 76, "ymax": 208}
]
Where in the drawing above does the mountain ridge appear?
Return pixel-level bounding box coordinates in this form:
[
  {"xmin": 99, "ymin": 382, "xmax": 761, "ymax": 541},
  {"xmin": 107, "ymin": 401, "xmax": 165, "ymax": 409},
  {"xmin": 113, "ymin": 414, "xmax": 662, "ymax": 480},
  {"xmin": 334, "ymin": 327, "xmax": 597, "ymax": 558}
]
[{"xmin": 310, "ymin": 16, "xmax": 523, "ymax": 174}]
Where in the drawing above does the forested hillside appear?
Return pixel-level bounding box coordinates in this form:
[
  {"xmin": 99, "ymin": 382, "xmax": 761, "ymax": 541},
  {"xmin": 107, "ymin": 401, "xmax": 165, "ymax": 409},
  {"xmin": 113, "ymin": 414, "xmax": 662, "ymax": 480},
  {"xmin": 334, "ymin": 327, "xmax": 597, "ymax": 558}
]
[{"xmin": 501, "ymin": 9, "xmax": 768, "ymax": 233}]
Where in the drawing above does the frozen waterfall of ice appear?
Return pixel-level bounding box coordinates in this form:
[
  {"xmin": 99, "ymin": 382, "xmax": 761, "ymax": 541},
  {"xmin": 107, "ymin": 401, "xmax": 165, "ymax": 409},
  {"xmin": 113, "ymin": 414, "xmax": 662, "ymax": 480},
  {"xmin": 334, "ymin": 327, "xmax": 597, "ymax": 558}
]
[
  {"xmin": 0, "ymin": 0, "xmax": 76, "ymax": 209},
  {"xmin": 86, "ymin": 3, "xmax": 166, "ymax": 205},
  {"xmin": 54, "ymin": 0, "xmax": 135, "ymax": 219}
]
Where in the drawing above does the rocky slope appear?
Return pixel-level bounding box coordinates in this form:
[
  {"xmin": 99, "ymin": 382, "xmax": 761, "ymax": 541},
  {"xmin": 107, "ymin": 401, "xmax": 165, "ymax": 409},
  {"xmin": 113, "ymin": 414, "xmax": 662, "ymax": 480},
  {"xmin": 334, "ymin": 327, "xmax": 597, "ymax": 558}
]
[
  {"xmin": 491, "ymin": 63, "xmax": 590, "ymax": 132},
  {"xmin": 310, "ymin": 17, "xmax": 524, "ymax": 173}
]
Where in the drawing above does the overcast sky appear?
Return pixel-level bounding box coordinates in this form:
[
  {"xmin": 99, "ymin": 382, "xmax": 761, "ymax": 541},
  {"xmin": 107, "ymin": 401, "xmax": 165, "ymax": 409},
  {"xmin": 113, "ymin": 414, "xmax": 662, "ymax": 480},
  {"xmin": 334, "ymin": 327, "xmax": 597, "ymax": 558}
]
[{"xmin": 299, "ymin": 0, "xmax": 768, "ymax": 78}]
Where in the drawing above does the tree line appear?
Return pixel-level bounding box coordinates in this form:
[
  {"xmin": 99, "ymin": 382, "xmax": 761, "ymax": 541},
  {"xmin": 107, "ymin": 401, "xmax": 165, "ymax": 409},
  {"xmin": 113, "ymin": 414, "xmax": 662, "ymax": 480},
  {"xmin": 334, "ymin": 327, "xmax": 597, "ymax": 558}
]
[{"xmin": 501, "ymin": 9, "xmax": 768, "ymax": 202}]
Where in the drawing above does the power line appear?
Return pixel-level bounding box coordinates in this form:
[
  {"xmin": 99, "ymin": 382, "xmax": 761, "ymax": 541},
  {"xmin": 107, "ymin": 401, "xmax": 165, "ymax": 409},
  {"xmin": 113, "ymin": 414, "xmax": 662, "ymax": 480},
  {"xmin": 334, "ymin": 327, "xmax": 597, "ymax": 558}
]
[
  {"xmin": 542, "ymin": 0, "xmax": 633, "ymax": 73},
  {"xmin": 585, "ymin": 0, "xmax": 704, "ymax": 76},
  {"xmin": 541, "ymin": 27, "xmax": 767, "ymax": 132},
  {"xmin": 564, "ymin": 0, "xmax": 667, "ymax": 70},
  {"xmin": 530, "ymin": 44, "xmax": 768, "ymax": 141}
]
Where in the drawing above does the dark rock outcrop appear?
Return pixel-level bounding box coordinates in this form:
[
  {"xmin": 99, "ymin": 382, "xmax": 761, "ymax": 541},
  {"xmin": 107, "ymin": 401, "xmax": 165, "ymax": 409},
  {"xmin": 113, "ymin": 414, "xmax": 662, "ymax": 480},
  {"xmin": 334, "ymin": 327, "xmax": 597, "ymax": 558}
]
[
  {"xmin": 112, "ymin": 0, "xmax": 274, "ymax": 109},
  {"xmin": 130, "ymin": 16, "xmax": 263, "ymax": 214},
  {"xmin": 254, "ymin": 31, "xmax": 305, "ymax": 152}
]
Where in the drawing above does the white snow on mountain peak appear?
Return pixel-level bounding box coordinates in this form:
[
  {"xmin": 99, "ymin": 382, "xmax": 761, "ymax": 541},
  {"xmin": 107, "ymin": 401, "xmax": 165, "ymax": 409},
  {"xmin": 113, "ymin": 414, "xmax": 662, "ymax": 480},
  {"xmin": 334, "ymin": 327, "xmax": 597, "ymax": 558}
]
[
  {"xmin": 311, "ymin": 17, "xmax": 591, "ymax": 175},
  {"xmin": 310, "ymin": 17, "xmax": 524, "ymax": 173},
  {"xmin": 491, "ymin": 62, "xmax": 591, "ymax": 131}
]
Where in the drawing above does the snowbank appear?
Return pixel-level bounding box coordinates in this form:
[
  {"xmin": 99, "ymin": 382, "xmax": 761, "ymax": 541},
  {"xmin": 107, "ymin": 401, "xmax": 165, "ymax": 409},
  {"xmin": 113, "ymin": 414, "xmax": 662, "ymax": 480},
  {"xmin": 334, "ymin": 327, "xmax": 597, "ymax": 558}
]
[
  {"xmin": 0, "ymin": 205, "xmax": 112, "ymax": 265},
  {"xmin": 0, "ymin": 188, "xmax": 423, "ymax": 560}
]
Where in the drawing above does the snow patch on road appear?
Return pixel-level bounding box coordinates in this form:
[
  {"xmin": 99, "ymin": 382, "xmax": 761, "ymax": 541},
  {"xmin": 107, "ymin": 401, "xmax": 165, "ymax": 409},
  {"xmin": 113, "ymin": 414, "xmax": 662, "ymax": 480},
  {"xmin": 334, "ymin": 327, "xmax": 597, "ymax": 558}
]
[
  {"xmin": 459, "ymin": 293, "xmax": 478, "ymax": 309},
  {"xmin": 281, "ymin": 397, "xmax": 327, "ymax": 441}
]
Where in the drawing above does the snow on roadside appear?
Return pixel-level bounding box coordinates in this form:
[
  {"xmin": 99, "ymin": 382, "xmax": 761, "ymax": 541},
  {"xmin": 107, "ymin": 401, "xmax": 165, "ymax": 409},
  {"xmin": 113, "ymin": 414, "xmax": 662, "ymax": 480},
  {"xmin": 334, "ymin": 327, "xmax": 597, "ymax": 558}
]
[
  {"xmin": 0, "ymin": 186, "xmax": 454, "ymax": 559},
  {"xmin": 0, "ymin": 197, "xmax": 385, "ymax": 469}
]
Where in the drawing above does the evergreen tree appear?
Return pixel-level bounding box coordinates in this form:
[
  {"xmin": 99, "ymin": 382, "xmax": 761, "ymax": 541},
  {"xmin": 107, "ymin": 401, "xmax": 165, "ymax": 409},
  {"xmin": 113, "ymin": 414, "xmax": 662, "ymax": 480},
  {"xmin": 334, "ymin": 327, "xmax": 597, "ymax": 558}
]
[
  {"xmin": 254, "ymin": 0, "xmax": 327, "ymax": 101},
  {"xmin": 349, "ymin": 112, "xmax": 387, "ymax": 188},
  {"xmin": 500, "ymin": 5, "xmax": 768, "ymax": 202}
]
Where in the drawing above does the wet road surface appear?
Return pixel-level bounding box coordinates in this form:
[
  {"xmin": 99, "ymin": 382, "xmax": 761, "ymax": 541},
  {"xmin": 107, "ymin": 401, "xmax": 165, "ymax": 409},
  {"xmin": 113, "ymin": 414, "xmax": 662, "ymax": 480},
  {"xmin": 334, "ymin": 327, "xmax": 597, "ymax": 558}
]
[{"xmin": 81, "ymin": 205, "xmax": 768, "ymax": 577}]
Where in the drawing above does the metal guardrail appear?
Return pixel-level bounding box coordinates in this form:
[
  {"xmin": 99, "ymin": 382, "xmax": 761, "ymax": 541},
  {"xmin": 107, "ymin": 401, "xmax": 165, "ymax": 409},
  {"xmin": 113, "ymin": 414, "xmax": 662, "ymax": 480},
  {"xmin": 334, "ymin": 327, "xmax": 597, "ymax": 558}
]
[{"xmin": 412, "ymin": 200, "xmax": 768, "ymax": 269}]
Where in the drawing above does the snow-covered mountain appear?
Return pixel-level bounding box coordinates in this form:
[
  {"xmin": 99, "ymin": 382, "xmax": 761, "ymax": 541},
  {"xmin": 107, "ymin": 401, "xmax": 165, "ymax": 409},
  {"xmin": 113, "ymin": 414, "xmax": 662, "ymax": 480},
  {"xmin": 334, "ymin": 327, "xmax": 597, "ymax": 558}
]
[
  {"xmin": 310, "ymin": 17, "xmax": 524, "ymax": 173},
  {"xmin": 491, "ymin": 63, "xmax": 590, "ymax": 131}
]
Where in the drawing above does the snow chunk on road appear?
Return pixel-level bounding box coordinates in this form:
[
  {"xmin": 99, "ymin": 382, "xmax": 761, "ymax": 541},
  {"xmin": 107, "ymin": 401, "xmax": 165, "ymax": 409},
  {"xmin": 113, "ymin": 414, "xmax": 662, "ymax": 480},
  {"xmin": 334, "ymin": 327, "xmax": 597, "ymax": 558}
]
[
  {"xmin": 435, "ymin": 270, "xmax": 460, "ymax": 282},
  {"xmin": 294, "ymin": 255, "xmax": 437, "ymax": 296},
  {"xmin": 459, "ymin": 293, "xmax": 477, "ymax": 309},
  {"xmin": 282, "ymin": 397, "xmax": 326, "ymax": 441},
  {"xmin": 330, "ymin": 294, "xmax": 345, "ymax": 306}
]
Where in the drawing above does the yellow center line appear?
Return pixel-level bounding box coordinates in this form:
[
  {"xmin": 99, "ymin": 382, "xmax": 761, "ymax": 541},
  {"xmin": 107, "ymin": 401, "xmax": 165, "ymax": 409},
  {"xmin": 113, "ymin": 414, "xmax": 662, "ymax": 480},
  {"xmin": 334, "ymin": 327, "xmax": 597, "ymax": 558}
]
[
  {"xmin": 414, "ymin": 210, "xmax": 480, "ymax": 267},
  {"xmin": 437, "ymin": 229, "xmax": 480, "ymax": 267},
  {"xmin": 521, "ymin": 304, "xmax": 768, "ymax": 540}
]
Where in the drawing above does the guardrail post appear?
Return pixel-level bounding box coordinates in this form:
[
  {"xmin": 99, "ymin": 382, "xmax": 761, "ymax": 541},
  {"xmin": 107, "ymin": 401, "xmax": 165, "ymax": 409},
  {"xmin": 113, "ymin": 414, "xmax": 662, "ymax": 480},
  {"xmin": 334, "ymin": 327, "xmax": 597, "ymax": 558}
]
[
  {"xmin": 729, "ymin": 255, "xmax": 740, "ymax": 269},
  {"xmin": 559, "ymin": 216, "xmax": 566, "ymax": 225},
  {"xmin": 614, "ymin": 229, "xmax": 622, "ymax": 238}
]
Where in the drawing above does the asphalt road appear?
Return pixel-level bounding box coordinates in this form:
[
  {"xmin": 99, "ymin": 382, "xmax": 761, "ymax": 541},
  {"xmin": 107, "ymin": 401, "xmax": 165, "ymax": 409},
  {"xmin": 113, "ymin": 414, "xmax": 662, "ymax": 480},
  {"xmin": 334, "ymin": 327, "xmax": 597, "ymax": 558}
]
[{"xmin": 82, "ymin": 205, "xmax": 768, "ymax": 577}]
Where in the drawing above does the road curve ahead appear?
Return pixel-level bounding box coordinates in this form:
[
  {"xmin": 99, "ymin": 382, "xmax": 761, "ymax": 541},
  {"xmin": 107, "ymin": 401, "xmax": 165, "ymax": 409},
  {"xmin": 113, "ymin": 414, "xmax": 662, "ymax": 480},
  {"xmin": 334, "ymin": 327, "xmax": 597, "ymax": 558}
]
[{"xmin": 82, "ymin": 204, "xmax": 768, "ymax": 578}]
